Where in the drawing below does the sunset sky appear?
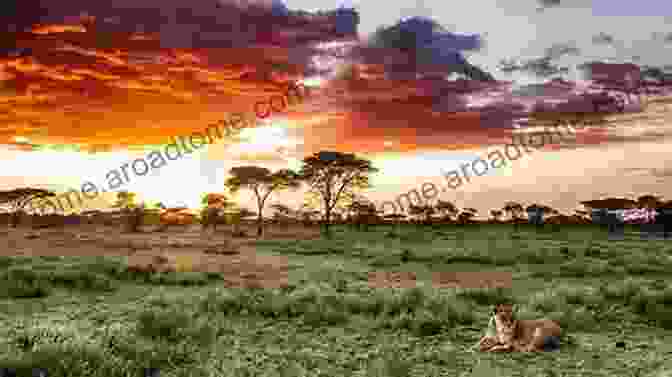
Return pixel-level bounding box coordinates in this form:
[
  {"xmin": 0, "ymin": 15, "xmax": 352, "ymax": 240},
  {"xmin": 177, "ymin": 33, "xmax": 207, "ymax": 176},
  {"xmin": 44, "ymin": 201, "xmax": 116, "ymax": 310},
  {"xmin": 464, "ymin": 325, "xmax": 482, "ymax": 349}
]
[{"xmin": 1, "ymin": 0, "xmax": 671, "ymax": 217}]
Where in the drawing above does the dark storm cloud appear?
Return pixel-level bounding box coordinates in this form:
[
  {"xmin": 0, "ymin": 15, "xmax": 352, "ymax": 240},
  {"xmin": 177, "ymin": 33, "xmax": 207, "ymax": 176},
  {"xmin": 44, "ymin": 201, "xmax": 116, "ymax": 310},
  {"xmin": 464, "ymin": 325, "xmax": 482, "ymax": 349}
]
[
  {"xmin": 0, "ymin": 0, "xmax": 361, "ymax": 147},
  {"xmin": 1, "ymin": 0, "xmax": 358, "ymax": 51},
  {"xmin": 352, "ymin": 17, "xmax": 494, "ymax": 81},
  {"xmin": 472, "ymin": 101, "xmax": 528, "ymax": 129},
  {"xmin": 577, "ymin": 61, "xmax": 641, "ymax": 85}
]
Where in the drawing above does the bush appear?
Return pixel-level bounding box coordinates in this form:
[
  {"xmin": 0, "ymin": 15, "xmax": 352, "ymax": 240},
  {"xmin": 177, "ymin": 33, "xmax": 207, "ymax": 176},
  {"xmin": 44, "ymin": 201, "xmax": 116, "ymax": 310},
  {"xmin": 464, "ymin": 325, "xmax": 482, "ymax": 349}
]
[
  {"xmin": 148, "ymin": 272, "xmax": 210, "ymax": 286},
  {"xmin": 46, "ymin": 269, "xmax": 117, "ymax": 291}
]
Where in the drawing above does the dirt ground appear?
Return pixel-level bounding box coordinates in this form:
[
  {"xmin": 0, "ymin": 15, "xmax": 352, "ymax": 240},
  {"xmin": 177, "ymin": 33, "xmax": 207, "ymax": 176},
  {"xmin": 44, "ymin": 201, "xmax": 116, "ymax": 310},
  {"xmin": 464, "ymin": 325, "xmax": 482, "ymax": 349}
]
[
  {"xmin": 0, "ymin": 223, "xmax": 320, "ymax": 288},
  {"xmin": 368, "ymin": 271, "xmax": 513, "ymax": 289},
  {"xmin": 2, "ymin": 223, "xmax": 514, "ymax": 290}
]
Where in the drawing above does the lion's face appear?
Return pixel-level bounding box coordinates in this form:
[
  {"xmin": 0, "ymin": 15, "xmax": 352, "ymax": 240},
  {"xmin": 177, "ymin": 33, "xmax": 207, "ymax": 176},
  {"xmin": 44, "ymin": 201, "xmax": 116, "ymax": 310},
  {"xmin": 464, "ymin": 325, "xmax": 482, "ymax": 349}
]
[{"xmin": 494, "ymin": 304, "xmax": 514, "ymax": 324}]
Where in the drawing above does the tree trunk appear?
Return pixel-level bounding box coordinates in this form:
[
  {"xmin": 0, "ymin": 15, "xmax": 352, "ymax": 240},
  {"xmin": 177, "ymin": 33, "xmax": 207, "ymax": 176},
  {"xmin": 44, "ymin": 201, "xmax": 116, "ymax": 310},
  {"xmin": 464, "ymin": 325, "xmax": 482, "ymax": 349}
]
[
  {"xmin": 10, "ymin": 211, "xmax": 20, "ymax": 228},
  {"xmin": 257, "ymin": 214, "xmax": 263, "ymax": 237},
  {"xmin": 323, "ymin": 208, "xmax": 332, "ymax": 238},
  {"xmin": 232, "ymin": 216, "xmax": 240, "ymax": 234},
  {"xmin": 324, "ymin": 221, "xmax": 331, "ymax": 238}
]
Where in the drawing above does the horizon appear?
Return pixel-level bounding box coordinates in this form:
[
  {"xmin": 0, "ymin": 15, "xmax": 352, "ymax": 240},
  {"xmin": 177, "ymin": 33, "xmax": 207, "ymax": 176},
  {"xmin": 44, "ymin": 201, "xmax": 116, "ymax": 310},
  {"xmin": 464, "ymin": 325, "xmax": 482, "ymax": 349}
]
[{"xmin": 1, "ymin": 0, "xmax": 672, "ymax": 218}]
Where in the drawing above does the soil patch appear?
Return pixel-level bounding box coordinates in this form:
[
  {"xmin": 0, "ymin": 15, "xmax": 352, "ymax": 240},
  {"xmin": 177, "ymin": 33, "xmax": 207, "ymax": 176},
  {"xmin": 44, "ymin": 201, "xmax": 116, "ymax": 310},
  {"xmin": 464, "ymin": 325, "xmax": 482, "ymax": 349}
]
[
  {"xmin": 431, "ymin": 271, "xmax": 513, "ymax": 289},
  {"xmin": 1, "ymin": 225, "xmax": 299, "ymax": 288},
  {"xmin": 367, "ymin": 271, "xmax": 513, "ymax": 289}
]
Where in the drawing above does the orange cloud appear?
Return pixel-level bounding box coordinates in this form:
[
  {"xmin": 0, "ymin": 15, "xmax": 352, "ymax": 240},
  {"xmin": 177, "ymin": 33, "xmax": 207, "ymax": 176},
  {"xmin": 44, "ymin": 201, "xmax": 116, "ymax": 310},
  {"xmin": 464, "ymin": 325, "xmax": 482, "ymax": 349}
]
[
  {"xmin": 31, "ymin": 24, "xmax": 87, "ymax": 35},
  {"xmin": 2, "ymin": 5, "xmax": 668, "ymax": 158}
]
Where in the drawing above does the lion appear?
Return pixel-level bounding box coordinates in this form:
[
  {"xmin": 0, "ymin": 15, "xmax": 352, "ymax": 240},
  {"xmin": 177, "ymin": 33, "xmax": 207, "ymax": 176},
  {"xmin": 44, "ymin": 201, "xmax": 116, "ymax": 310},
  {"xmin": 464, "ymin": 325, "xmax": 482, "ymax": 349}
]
[{"xmin": 478, "ymin": 303, "xmax": 563, "ymax": 352}]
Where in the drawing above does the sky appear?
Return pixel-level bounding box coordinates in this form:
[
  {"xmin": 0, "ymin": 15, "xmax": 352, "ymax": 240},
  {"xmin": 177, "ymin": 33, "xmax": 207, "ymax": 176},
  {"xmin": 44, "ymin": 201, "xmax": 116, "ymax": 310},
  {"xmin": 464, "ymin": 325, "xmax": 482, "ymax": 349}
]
[{"xmin": 1, "ymin": 0, "xmax": 672, "ymax": 218}]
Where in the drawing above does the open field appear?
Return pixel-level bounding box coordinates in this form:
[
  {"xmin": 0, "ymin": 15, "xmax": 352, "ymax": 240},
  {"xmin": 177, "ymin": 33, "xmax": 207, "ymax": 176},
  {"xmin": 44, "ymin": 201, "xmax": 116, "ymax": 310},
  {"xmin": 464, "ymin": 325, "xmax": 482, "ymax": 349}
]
[{"xmin": 1, "ymin": 223, "xmax": 672, "ymax": 376}]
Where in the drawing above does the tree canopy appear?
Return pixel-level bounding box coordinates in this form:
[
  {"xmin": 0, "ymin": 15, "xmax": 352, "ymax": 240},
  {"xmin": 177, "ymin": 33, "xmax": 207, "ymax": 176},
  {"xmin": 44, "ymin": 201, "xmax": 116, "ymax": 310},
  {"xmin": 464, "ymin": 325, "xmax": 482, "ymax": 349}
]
[
  {"xmin": 0, "ymin": 187, "xmax": 56, "ymax": 213},
  {"xmin": 299, "ymin": 151, "xmax": 378, "ymax": 236},
  {"xmin": 225, "ymin": 166, "xmax": 302, "ymax": 236}
]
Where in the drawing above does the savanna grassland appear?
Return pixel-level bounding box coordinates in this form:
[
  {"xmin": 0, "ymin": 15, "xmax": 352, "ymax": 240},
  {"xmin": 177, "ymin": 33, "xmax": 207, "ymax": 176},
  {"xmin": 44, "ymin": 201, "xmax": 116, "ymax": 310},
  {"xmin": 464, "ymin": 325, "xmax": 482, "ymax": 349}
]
[{"xmin": 1, "ymin": 223, "xmax": 672, "ymax": 377}]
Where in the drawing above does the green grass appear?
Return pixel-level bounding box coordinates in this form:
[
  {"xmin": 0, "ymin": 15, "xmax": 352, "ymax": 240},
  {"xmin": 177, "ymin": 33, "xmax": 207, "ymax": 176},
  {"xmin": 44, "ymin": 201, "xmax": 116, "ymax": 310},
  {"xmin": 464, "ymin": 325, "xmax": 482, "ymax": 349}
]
[{"xmin": 0, "ymin": 223, "xmax": 671, "ymax": 376}]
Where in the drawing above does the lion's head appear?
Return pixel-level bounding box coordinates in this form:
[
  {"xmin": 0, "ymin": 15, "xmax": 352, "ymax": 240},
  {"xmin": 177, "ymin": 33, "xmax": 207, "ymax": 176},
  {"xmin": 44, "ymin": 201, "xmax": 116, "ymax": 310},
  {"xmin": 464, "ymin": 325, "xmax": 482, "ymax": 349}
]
[{"xmin": 493, "ymin": 303, "xmax": 515, "ymax": 324}]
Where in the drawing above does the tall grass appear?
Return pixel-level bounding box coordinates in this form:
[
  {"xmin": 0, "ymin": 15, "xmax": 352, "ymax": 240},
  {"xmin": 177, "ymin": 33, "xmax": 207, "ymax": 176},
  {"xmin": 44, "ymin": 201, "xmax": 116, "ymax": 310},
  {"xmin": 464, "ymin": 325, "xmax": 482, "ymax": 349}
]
[{"xmin": 198, "ymin": 285, "xmax": 478, "ymax": 335}]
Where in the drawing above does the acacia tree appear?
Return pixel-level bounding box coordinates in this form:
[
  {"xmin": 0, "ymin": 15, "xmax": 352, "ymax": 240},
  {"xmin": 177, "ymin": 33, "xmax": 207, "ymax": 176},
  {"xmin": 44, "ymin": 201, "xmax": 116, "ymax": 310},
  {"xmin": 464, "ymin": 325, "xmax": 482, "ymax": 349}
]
[
  {"xmin": 112, "ymin": 191, "xmax": 144, "ymax": 232},
  {"xmin": 490, "ymin": 209, "xmax": 503, "ymax": 223},
  {"xmin": 0, "ymin": 188, "xmax": 57, "ymax": 227},
  {"xmin": 229, "ymin": 207, "xmax": 257, "ymax": 236},
  {"xmin": 636, "ymin": 194, "xmax": 663, "ymax": 209},
  {"xmin": 299, "ymin": 151, "xmax": 378, "ymax": 237},
  {"xmin": 409, "ymin": 204, "xmax": 435, "ymax": 224},
  {"xmin": 112, "ymin": 191, "xmax": 137, "ymax": 209},
  {"xmin": 457, "ymin": 207, "xmax": 478, "ymax": 224},
  {"xmin": 503, "ymin": 201, "xmax": 524, "ymax": 232},
  {"xmin": 200, "ymin": 193, "xmax": 231, "ymax": 233},
  {"xmin": 270, "ymin": 203, "xmax": 296, "ymax": 223},
  {"xmin": 348, "ymin": 198, "xmax": 378, "ymax": 231},
  {"xmin": 225, "ymin": 166, "xmax": 302, "ymax": 237},
  {"xmin": 435, "ymin": 200, "xmax": 459, "ymax": 222},
  {"xmin": 502, "ymin": 201, "xmax": 524, "ymax": 221},
  {"xmin": 295, "ymin": 209, "xmax": 317, "ymax": 226},
  {"xmin": 574, "ymin": 209, "xmax": 589, "ymax": 219}
]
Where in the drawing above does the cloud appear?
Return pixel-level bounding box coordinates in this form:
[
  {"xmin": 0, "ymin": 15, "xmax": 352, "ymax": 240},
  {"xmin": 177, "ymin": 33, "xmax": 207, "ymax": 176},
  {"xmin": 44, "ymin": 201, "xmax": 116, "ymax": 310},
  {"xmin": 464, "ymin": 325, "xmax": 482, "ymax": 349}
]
[
  {"xmin": 536, "ymin": 0, "xmax": 562, "ymax": 11},
  {"xmin": 592, "ymin": 32, "xmax": 615, "ymax": 45},
  {"xmin": 0, "ymin": 1, "xmax": 359, "ymax": 147},
  {"xmin": 498, "ymin": 42, "xmax": 578, "ymax": 78},
  {"xmin": 512, "ymin": 78, "xmax": 576, "ymax": 98},
  {"xmin": 1, "ymin": 1, "xmax": 668, "ymax": 161},
  {"xmin": 472, "ymin": 101, "xmax": 528, "ymax": 129},
  {"xmin": 544, "ymin": 43, "xmax": 581, "ymax": 60},
  {"xmin": 498, "ymin": 56, "xmax": 569, "ymax": 78},
  {"xmin": 353, "ymin": 17, "xmax": 494, "ymax": 81},
  {"xmin": 652, "ymin": 32, "xmax": 672, "ymax": 43},
  {"xmin": 291, "ymin": 73, "xmax": 525, "ymax": 154},
  {"xmin": 641, "ymin": 66, "xmax": 672, "ymax": 84},
  {"xmin": 577, "ymin": 61, "xmax": 642, "ymax": 87}
]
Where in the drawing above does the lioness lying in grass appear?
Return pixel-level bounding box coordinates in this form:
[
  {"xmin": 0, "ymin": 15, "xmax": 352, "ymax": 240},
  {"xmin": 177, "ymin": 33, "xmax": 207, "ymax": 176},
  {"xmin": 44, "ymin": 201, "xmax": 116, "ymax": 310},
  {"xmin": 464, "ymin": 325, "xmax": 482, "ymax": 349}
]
[{"xmin": 478, "ymin": 303, "xmax": 562, "ymax": 352}]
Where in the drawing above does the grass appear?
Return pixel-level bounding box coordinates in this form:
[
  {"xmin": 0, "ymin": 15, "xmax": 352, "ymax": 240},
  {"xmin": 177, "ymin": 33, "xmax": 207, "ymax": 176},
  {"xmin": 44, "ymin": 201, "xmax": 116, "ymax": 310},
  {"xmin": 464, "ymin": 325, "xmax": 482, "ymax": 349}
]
[{"xmin": 0, "ymin": 223, "xmax": 671, "ymax": 376}]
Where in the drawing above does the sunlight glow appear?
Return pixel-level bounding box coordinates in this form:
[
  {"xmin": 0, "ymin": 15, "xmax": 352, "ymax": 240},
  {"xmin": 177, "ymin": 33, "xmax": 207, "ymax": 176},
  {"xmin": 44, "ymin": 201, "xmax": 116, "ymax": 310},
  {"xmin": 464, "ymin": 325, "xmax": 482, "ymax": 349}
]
[
  {"xmin": 301, "ymin": 76, "xmax": 324, "ymax": 87},
  {"xmin": 233, "ymin": 124, "xmax": 297, "ymax": 154}
]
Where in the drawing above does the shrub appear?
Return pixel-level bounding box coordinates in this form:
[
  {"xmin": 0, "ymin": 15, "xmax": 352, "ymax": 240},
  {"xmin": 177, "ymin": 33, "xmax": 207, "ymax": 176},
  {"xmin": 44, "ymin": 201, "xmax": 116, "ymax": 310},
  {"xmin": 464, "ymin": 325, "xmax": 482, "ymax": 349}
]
[
  {"xmin": 148, "ymin": 272, "xmax": 210, "ymax": 286},
  {"xmin": 45, "ymin": 269, "xmax": 117, "ymax": 291}
]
